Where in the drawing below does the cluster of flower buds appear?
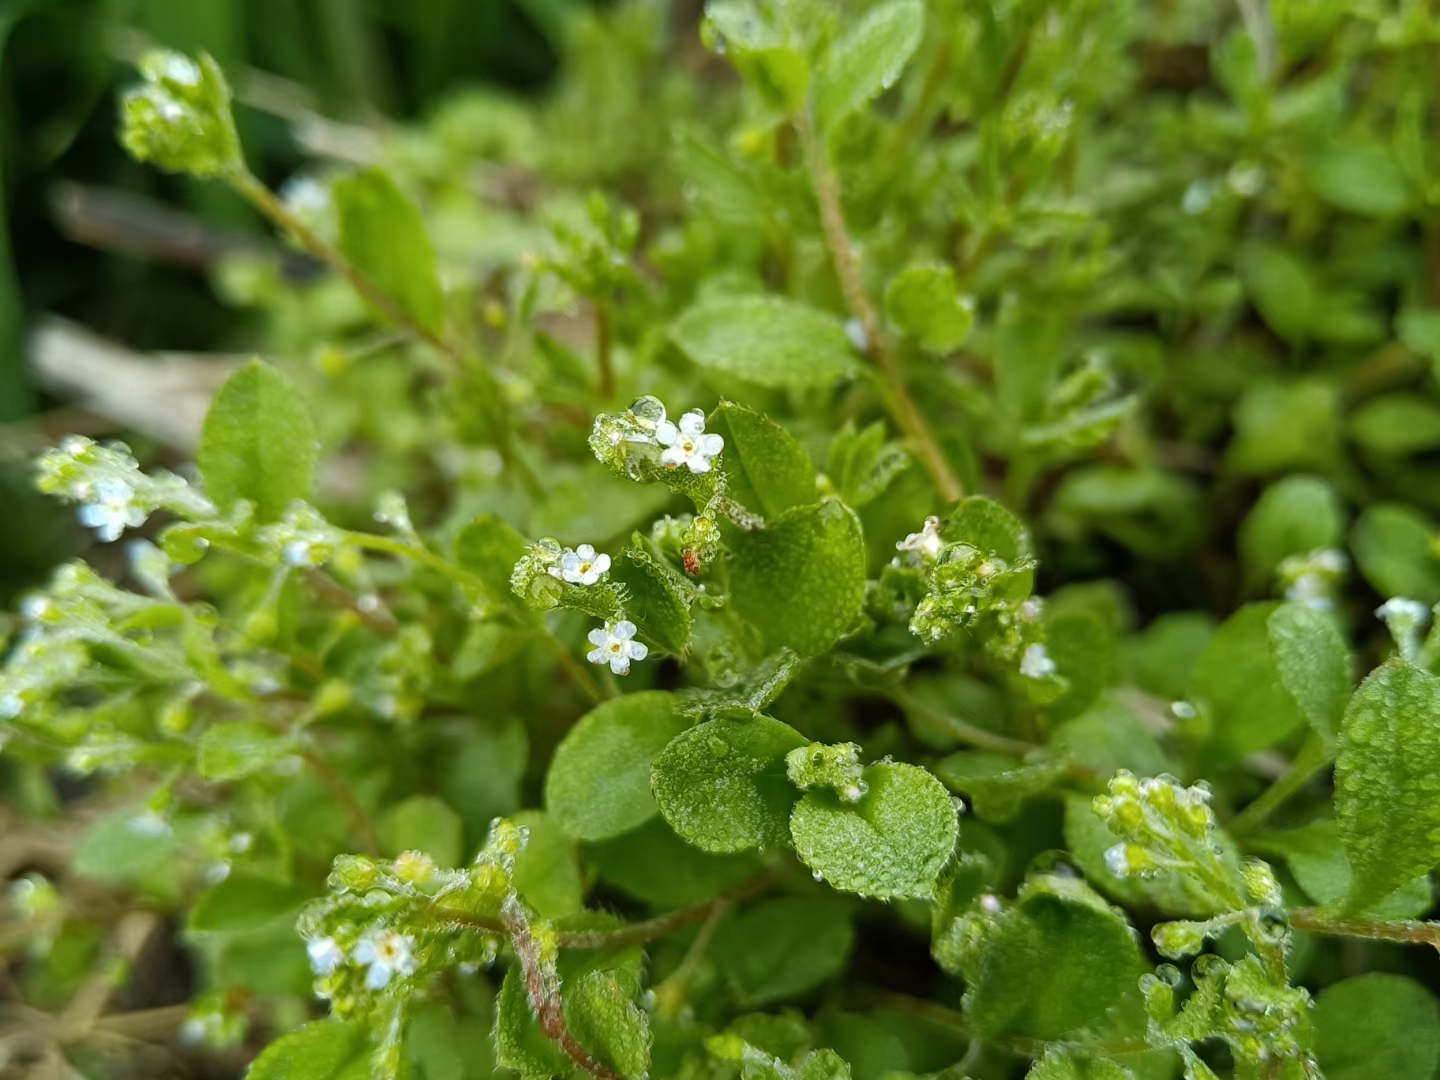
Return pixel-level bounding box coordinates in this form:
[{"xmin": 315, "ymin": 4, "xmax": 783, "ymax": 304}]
[
  {"xmin": 119, "ymin": 50, "xmax": 243, "ymax": 179},
  {"xmin": 786, "ymin": 741, "xmax": 868, "ymax": 803},
  {"xmin": 1092, "ymin": 771, "xmax": 1221, "ymax": 887},
  {"xmin": 1375, "ymin": 596, "xmax": 1434, "ymax": 662},
  {"xmin": 1142, "ymin": 954, "xmax": 1316, "ymax": 1077},
  {"xmin": 37, "ymin": 436, "xmax": 215, "ymax": 544},
  {"xmin": 297, "ymin": 820, "xmax": 529, "ymax": 1023}
]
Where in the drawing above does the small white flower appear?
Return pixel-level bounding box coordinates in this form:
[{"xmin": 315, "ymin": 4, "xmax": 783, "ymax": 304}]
[
  {"xmin": 1103, "ymin": 843, "xmax": 1131, "ymax": 878},
  {"xmin": 128, "ymin": 810, "xmax": 171, "ymax": 838},
  {"xmin": 845, "ymin": 318, "xmax": 869, "ymax": 352},
  {"xmin": 353, "ymin": 929, "xmax": 416, "ymax": 990},
  {"xmin": 897, "ymin": 516, "xmax": 944, "ymax": 561},
  {"xmin": 587, "ymin": 619, "xmax": 649, "ymax": 675},
  {"xmin": 1019, "ymin": 643, "xmax": 1057, "ymax": 680},
  {"xmin": 77, "ymin": 478, "xmax": 147, "ymax": 542},
  {"xmin": 160, "ymin": 54, "xmax": 202, "ymax": 86},
  {"xmin": 307, "ymin": 936, "xmax": 345, "ymax": 976},
  {"xmin": 656, "ymin": 409, "xmax": 724, "ymax": 474},
  {"xmin": 1376, "ymin": 597, "xmax": 1430, "ymax": 628},
  {"xmin": 561, "ymin": 544, "xmax": 611, "ymax": 586}
]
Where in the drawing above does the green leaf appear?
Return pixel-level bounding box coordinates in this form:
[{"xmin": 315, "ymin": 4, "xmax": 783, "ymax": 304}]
[
  {"xmin": 510, "ymin": 810, "xmax": 583, "ymax": 919},
  {"xmin": 496, "ymin": 965, "xmax": 571, "ymax": 1079},
  {"xmin": 1397, "ymin": 306, "xmax": 1440, "ymax": 366},
  {"xmin": 935, "ymin": 752, "xmax": 1062, "ymax": 823},
  {"xmin": 731, "ymin": 498, "xmax": 866, "ymax": 657},
  {"xmin": 671, "ymin": 295, "xmax": 857, "ymax": 389},
  {"xmin": 564, "ymin": 970, "xmax": 652, "ymax": 1080},
  {"xmin": 680, "ymin": 649, "xmax": 803, "ymax": 720},
  {"xmin": 1237, "ymin": 243, "xmax": 1316, "ymax": 342},
  {"xmin": 1313, "ymin": 974, "xmax": 1440, "ymax": 1080},
  {"xmin": 1249, "ymin": 819, "xmax": 1432, "ymax": 920},
  {"xmin": 454, "ymin": 514, "xmax": 529, "ymax": 600},
  {"xmin": 942, "ymin": 495, "xmax": 1031, "ymax": 562},
  {"xmin": 197, "ymin": 721, "xmax": 291, "ymax": 781},
  {"xmin": 965, "ymin": 876, "xmax": 1142, "ymax": 1041},
  {"xmin": 1335, "ymin": 659, "xmax": 1440, "ymax": 912},
  {"xmin": 1267, "ymin": 603, "xmax": 1351, "ymax": 744},
  {"xmin": 1028, "ymin": 1050, "xmax": 1135, "ymax": 1080},
  {"xmin": 1349, "ymin": 394, "xmax": 1440, "ymax": 455},
  {"xmin": 710, "ymin": 402, "xmax": 816, "ymax": 518},
  {"xmin": 1228, "ymin": 379, "xmax": 1339, "ymax": 474},
  {"xmin": 198, "ymin": 360, "xmax": 316, "ymax": 521},
  {"xmin": 651, "ymin": 716, "xmax": 808, "ymax": 853},
  {"xmin": 825, "ymin": 421, "xmax": 909, "ymax": 509},
  {"xmin": 73, "ymin": 808, "xmax": 186, "ymax": 886},
  {"xmin": 1043, "ymin": 609, "xmax": 1117, "ymax": 722},
  {"xmin": 1308, "ymin": 141, "xmax": 1413, "ymax": 217},
  {"xmin": 246, "ymin": 1020, "xmax": 370, "ymax": 1080},
  {"xmin": 382, "ymin": 794, "xmax": 463, "ymax": 867},
  {"xmin": 545, "ymin": 692, "xmax": 688, "ymax": 842},
  {"xmin": 884, "ymin": 263, "xmax": 974, "ymax": 352},
  {"xmin": 815, "ymin": 0, "xmax": 924, "ymax": 132},
  {"xmin": 1238, "ymin": 475, "xmax": 1346, "ymax": 586},
  {"xmin": 712, "ymin": 898, "xmax": 855, "ymax": 1004},
  {"xmin": 674, "ymin": 127, "xmax": 762, "ymax": 225},
  {"xmin": 1192, "ymin": 603, "xmax": 1308, "ymax": 759},
  {"xmin": 1351, "ymin": 503, "xmax": 1440, "ymax": 605},
  {"xmin": 590, "ymin": 817, "xmax": 763, "ymax": 907},
  {"xmin": 789, "ymin": 762, "xmax": 956, "ymax": 899},
  {"xmin": 610, "ymin": 542, "xmax": 692, "ymax": 654},
  {"xmin": 334, "ymin": 168, "xmax": 446, "ymax": 336},
  {"xmin": 189, "ymin": 874, "xmax": 307, "ymax": 933}
]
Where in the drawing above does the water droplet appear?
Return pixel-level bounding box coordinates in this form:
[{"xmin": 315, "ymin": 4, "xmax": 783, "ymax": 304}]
[{"xmin": 708, "ymin": 737, "xmax": 730, "ymax": 757}]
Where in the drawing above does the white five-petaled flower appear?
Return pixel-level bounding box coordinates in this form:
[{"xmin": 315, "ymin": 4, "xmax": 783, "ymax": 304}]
[
  {"xmin": 561, "ymin": 544, "xmax": 611, "ymax": 586},
  {"xmin": 306, "ymin": 936, "xmax": 344, "ymax": 976},
  {"xmin": 78, "ymin": 478, "xmax": 147, "ymax": 542},
  {"xmin": 353, "ymin": 929, "xmax": 417, "ymax": 990},
  {"xmin": 656, "ymin": 409, "xmax": 724, "ymax": 474},
  {"xmin": 897, "ymin": 516, "xmax": 944, "ymax": 561},
  {"xmin": 1019, "ymin": 642, "xmax": 1057, "ymax": 680},
  {"xmin": 587, "ymin": 619, "xmax": 648, "ymax": 675}
]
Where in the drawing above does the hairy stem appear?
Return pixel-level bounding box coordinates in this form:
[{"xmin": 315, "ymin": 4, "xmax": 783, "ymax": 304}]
[
  {"xmin": 796, "ymin": 111, "xmax": 963, "ymax": 504},
  {"xmin": 501, "ymin": 895, "xmax": 622, "ymax": 1080},
  {"xmin": 298, "ymin": 747, "xmax": 381, "ymax": 854},
  {"xmin": 229, "ymin": 169, "xmax": 543, "ymax": 499},
  {"xmin": 1230, "ymin": 733, "xmax": 1330, "ymax": 836},
  {"xmin": 1291, "ymin": 908, "xmax": 1440, "ymax": 949},
  {"xmin": 559, "ymin": 872, "xmax": 774, "ymax": 950}
]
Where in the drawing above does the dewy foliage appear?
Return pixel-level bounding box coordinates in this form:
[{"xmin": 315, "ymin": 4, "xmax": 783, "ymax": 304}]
[{"xmin": 8, "ymin": 2, "xmax": 1440, "ymax": 1080}]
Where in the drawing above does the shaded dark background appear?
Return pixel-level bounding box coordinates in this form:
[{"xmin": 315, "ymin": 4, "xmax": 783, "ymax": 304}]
[{"xmin": 0, "ymin": 0, "xmax": 594, "ymax": 600}]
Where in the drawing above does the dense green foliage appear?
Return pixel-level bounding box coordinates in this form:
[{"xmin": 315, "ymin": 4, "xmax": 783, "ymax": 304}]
[{"xmin": 7, "ymin": 1, "xmax": 1440, "ymax": 1078}]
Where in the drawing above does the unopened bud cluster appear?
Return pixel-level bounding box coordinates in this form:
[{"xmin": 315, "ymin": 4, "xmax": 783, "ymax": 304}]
[
  {"xmin": 119, "ymin": 51, "xmax": 243, "ymax": 178},
  {"xmin": 786, "ymin": 742, "xmax": 868, "ymax": 803}
]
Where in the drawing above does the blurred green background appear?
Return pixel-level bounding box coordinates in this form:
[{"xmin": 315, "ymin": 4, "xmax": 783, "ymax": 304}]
[{"xmin": 0, "ymin": 0, "xmax": 600, "ymax": 599}]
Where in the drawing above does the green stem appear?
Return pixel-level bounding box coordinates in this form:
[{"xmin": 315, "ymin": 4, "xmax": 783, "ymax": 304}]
[
  {"xmin": 594, "ymin": 301, "xmax": 615, "ymax": 400},
  {"xmin": 1290, "ymin": 908, "xmax": 1440, "ymax": 949},
  {"xmin": 1230, "ymin": 733, "xmax": 1331, "ymax": 836},
  {"xmin": 229, "ymin": 169, "xmax": 543, "ymax": 500},
  {"xmin": 889, "ymin": 687, "xmax": 1038, "ymax": 758},
  {"xmin": 795, "ymin": 110, "xmax": 963, "ymax": 504},
  {"xmin": 298, "ymin": 747, "xmax": 381, "ymax": 854},
  {"xmin": 343, "ymin": 531, "xmax": 607, "ymax": 703},
  {"xmin": 558, "ymin": 873, "xmax": 774, "ymax": 951}
]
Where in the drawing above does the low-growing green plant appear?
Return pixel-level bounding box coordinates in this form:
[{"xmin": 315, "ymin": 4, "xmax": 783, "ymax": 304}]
[{"xmin": 7, "ymin": 1, "xmax": 1440, "ymax": 1078}]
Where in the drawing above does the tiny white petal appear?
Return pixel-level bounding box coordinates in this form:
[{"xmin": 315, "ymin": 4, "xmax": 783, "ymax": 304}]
[
  {"xmin": 629, "ymin": 641, "xmax": 649, "ymax": 662},
  {"xmin": 576, "ymin": 544, "xmax": 596, "ymax": 561},
  {"xmin": 592, "ymin": 553, "xmax": 611, "ymax": 574},
  {"xmin": 588, "ymin": 647, "xmax": 608, "ymax": 665},
  {"xmin": 661, "ymin": 446, "xmax": 687, "ymax": 467},
  {"xmin": 687, "ymin": 457, "xmax": 711, "ymax": 474},
  {"xmin": 655, "ymin": 420, "xmax": 679, "ymax": 446},
  {"xmin": 588, "ymin": 627, "xmax": 610, "ymax": 647},
  {"xmin": 700, "ymin": 433, "xmax": 724, "ymax": 456},
  {"xmin": 679, "ymin": 410, "xmax": 706, "ymax": 436},
  {"xmin": 609, "ymin": 656, "xmax": 631, "ymax": 675},
  {"xmin": 613, "ymin": 620, "xmax": 637, "ymax": 639},
  {"xmin": 365, "ymin": 962, "xmax": 393, "ymax": 990}
]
